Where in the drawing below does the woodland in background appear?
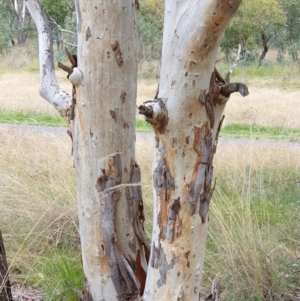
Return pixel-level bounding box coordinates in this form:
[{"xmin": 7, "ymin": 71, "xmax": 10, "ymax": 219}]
[{"xmin": 1, "ymin": 0, "xmax": 300, "ymax": 67}]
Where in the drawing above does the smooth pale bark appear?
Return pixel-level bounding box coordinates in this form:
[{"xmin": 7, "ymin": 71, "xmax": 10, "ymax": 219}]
[
  {"xmin": 72, "ymin": 1, "xmax": 147, "ymax": 300},
  {"xmin": 141, "ymin": 1, "xmax": 244, "ymax": 300},
  {"xmin": 27, "ymin": 0, "xmax": 248, "ymax": 300},
  {"xmin": 25, "ymin": 0, "xmax": 71, "ymax": 118},
  {"xmin": 26, "ymin": 0, "xmax": 147, "ymax": 300}
]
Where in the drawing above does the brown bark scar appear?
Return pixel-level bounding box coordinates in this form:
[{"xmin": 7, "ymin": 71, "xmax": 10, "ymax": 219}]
[
  {"xmin": 111, "ymin": 41, "xmax": 124, "ymax": 66},
  {"xmin": 85, "ymin": 27, "xmax": 92, "ymax": 41}
]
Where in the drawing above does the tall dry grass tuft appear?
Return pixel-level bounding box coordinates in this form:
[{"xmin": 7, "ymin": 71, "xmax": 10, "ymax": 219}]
[
  {"xmin": 202, "ymin": 144, "xmax": 300, "ymax": 300},
  {"xmin": 0, "ymin": 129, "xmax": 78, "ymax": 284}
]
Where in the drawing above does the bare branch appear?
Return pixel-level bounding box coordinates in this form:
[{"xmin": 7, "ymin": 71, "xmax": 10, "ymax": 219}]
[
  {"xmin": 226, "ymin": 43, "xmax": 247, "ymax": 82},
  {"xmin": 48, "ymin": 14, "xmax": 77, "ymax": 36},
  {"xmin": 47, "ymin": 14, "xmax": 77, "ymax": 48},
  {"xmin": 25, "ymin": 0, "xmax": 72, "ymax": 118}
]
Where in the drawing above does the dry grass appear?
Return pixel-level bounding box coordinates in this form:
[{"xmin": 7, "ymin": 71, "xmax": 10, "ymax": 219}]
[
  {"xmin": 1, "ymin": 45, "xmax": 300, "ymax": 300},
  {"xmin": 225, "ymin": 88, "xmax": 300, "ymax": 128},
  {"xmin": 0, "ymin": 127, "xmax": 299, "ymax": 300},
  {"xmin": 1, "ymin": 71, "xmax": 300, "ymax": 129},
  {"xmin": 0, "ymin": 71, "xmax": 71, "ymax": 115}
]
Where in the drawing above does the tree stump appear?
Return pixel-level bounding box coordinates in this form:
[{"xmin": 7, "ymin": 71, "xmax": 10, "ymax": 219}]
[{"xmin": 0, "ymin": 231, "xmax": 13, "ymax": 301}]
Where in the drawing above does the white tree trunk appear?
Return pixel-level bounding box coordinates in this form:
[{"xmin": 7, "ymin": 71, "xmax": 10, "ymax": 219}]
[
  {"xmin": 26, "ymin": 0, "xmax": 147, "ymax": 300},
  {"xmin": 27, "ymin": 0, "xmax": 248, "ymax": 300},
  {"xmin": 72, "ymin": 1, "xmax": 147, "ymax": 300},
  {"xmin": 140, "ymin": 1, "xmax": 245, "ymax": 300}
]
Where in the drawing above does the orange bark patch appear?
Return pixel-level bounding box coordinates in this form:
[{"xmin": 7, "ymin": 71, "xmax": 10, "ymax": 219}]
[
  {"xmin": 134, "ymin": 249, "xmax": 146, "ymax": 295},
  {"xmin": 176, "ymin": 217, "xmax": 183, "ymax": 239}
]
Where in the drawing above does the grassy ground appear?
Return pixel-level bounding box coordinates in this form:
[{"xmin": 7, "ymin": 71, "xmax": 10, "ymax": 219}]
[
  {"xmin": 0, "ymin": 130, "xmax": 299, "ymax": 300},
  {"xmin": 0, "ymin": 44, "xmax": 300, "ymax": 300}
]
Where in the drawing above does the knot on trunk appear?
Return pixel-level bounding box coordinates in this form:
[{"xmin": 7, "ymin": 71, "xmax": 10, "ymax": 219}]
[{"xmin": 138, "ymin": 98, "xmax": 168, "ymax": 135}]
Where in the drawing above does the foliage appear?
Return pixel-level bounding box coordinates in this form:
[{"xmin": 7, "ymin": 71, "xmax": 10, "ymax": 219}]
[
  {"xmin": 0, "ymin": 0, "xmax": 35, "ymax": 45},
  {"xmin": 40, "ymin": 0, "xmax": 70, "ymax": 27},
  {"xmin": 278, "ymin": 0, "xmax": 300, "ymax": 62},
  {"xmin": 221, "ymin": 0, "xmax": 285, "ymax": 59},
  {"xmin": 137, "ymin": 0, "xmax": 164, "ymax": 62},
  {"xmin": 37, "ymin": 253, "xmax": 83, "ymax": 301}
]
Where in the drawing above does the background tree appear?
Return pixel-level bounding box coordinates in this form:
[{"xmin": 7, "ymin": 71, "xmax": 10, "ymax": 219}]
[
  {"xmin": 0, "ymin": 0, "xmax": 33, "ymax": 44},
  {"xmin": 137, "ymin": 0, "xmax": 164, "ymax": 64},
  {"xmin": 40, "ymin": 0, "xmax": 76, "ymax": 50},
  {"xmin": 221, "ymin": 0, "xmax": 285, "ymax": 65},
  {"xmin": 278, "ymin": 0, "xmax": 300, "ymax": 63},
  {"xmin": 26, "ymin": 0, "xmax": 246, "ymax": 300}
]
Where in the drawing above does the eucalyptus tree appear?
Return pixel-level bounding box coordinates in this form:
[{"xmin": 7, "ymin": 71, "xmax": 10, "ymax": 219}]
[
  {"xmin": 1, "ymin": 0, "xmax": 33, "ymax": 44},
  {"xmin": 26, "ymin": 0, "xmax": 247, "ymax": 300},
  {"xmin": 279, "ymin": 0, "xmax": 300, "ymax": 62}
]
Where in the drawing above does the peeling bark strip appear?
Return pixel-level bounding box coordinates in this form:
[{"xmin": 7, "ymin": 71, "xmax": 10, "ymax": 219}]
[
  {"xmin": 164, "ymin": 197, "xmax": 181, "ymax": 243},
  {"xmin": 95, "ymin": 155, "xmax": 139, "ymax": 300},
  {"xmin": 126, "ymin": 160, "xmax": 149, "ymax": 251},
  {"xmin": 153, "ymin": 158, "xmax": 176, "ymax": 240},
  {"xmin": 111, "ymin": 41, "xmax": 123, "ymax": 66},
  {"xmin": 126, "ymin": 160, "xmax": 150, "ymax": 295},
  {"xmin": 150, "ymin": 243, "xmax": 179, "ymax": 288},
  {"xmin": 189, "ymin": 124, "xmax": 214, "ymax": 221},
  {"xmin": 139, "ymin": 98, "xmax": 168, "ymax": 138}
]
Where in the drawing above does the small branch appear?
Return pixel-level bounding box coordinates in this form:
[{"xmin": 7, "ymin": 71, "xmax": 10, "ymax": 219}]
[
  {"xmin": 220, "ymin": 82, "xmax": 249, "ymax": 98},
  {"xmin": 47, "ymin": 15, "xmax": 77, "ymax": 48},
  {"xmin": 49, "ymin": 15, "xmax": 77, "ymax": 35},
  {"xmin": 58, "ymin": 62, "xmax": 73, "ymax": 75},
  {"xmin": 226, "ymin": 43, "xmax": 247, "ymax": 82}
]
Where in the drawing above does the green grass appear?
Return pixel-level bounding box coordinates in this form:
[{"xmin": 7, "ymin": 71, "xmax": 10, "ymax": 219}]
[
  {"xmin": 1, "ymin": 111, "xmax": 300, "ymax": 141},
  {"xmin": 0, "ymin": 111, "xmax": 67, "ymax": 127},
  {"xmin": 220, "ymin": 123, "xmax": 300, "ymax": 141},
  {"xmin": 0, "ymin": 111, "xmax": 152, "ymax": 132}
]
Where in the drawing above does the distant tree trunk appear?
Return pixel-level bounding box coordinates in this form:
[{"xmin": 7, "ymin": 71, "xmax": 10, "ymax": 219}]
[
  {"xmin": 27, "ymin": 0, "xmax": 247, "ymax": 300},
  {"xmin": 0, "ymin": 231, "xmax": 13, "ymax": 301},
  {"xmin": 258, "ymin": 32, "xmax": 269, "ymax": 67}
]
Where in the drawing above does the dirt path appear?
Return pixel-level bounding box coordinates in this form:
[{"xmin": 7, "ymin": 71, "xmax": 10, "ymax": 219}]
[{"xmin": 1, "ymin": 123, "xmax": 300, "ymax": 149}]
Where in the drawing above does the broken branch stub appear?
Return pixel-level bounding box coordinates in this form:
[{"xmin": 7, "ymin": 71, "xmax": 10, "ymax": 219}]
[
  {"xmin": 139, "ymin": 98, "xmax": 168, "ymax": 137},
  {"xmin": 221, "ymin": 82, "xmax": 249, "ymax": 98},
  {"xmin": 199, "ymin": 68, "xmax": 249, "ymax": 119}
]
